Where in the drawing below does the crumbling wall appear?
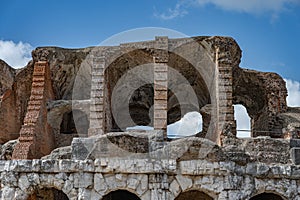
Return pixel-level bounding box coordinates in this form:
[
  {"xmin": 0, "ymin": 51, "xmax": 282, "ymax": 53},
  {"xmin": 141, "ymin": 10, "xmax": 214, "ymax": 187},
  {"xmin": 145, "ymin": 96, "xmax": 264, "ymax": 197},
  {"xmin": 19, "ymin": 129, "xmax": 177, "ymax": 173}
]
[
  {"xmin": 233, "ymin": 68, "xmax": 288, "ymax": 137},
  {"xmin": 32, "ymin": 47, "xmax": 92, "ymax": 100},
  {"xmin": 0, "ymin": 60, "xmax": 19, "ymax": 143}
]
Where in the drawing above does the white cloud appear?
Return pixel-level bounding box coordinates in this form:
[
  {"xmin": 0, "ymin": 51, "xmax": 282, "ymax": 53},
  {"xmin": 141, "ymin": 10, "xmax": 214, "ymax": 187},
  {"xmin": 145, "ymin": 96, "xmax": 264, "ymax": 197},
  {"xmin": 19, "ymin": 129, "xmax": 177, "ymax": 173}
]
[
  {"xmin": 156, "ymin": 0, "xmax": 300, "ymax": 20},
  {"xmin": 154, "ymin": 1, "xmax": 188, "ymax": 20},
  {"xmin": 195, "ymin": 0, "xmax": 300, "ymax": 14},
  {"xmin": 126, "ymin": 111, "xmax": 202, "ymax": 138},
  {"xmin": 0, "ymin": 40, "xmax": 33, "ymax": 68},
  {"xmin": 285, "ymin": 79, "xmax": 300, "ymax": 107}
]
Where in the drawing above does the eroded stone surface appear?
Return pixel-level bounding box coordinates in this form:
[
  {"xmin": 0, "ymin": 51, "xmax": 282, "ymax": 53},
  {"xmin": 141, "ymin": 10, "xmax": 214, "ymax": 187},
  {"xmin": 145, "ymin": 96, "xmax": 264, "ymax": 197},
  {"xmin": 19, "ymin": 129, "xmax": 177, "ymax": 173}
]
[{"xmin": 0, "ymin": 36, "xmax": 299, "ymax": 199}]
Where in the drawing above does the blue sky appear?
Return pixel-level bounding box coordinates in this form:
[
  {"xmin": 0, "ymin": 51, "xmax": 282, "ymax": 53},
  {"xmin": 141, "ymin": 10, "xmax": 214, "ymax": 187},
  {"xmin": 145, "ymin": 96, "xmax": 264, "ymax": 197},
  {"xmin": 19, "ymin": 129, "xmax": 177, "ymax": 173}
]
[
  {"xmin": 1, "ymin": 0, "xmax": 300, "ymax": 136},
  {"xmin": 1, "ymin": 0, "xmax": 300, "ymax": 81}
]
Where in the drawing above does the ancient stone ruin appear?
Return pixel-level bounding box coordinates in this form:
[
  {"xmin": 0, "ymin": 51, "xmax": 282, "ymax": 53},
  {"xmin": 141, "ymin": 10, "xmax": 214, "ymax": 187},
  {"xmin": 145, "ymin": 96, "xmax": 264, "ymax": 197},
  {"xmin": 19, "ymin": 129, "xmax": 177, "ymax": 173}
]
[{"xmin": 0, "ymin": 36, "xmax": 300, "ymax": 199}]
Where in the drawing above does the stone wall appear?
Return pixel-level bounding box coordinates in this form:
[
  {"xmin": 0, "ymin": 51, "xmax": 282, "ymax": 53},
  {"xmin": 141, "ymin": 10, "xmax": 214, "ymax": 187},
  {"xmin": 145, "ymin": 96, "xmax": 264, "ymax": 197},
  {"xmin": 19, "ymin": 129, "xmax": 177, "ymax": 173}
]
[
  {"xmin": 233, "ymin": 68, "xmax": 288, "ymax": 138},
  {"xmin": 2, "ymin": 132, "xmax": 300, "ymax": 199},
  {"xmin": 0, "ymin": 60, "xmax": 19, "ymax": 143},
  {"xmin": 1, "ymin": 158, "xmax": 300, "ymax": 199},
  {"xmin": 1, "ymin": 35, "xmax": 299, "ymax": 200}
]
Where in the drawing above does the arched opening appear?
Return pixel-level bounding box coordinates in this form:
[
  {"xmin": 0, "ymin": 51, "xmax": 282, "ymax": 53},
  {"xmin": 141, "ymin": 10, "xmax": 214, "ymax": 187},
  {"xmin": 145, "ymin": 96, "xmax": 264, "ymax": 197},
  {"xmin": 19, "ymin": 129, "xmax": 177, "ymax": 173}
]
[
  {"xmin": 57, "ymin": 109, "xmax": 89, "ymax": 147},
  {"xmin": 102, "ymin": 190, "xmax": 140, "ymax": 200},
  {"xmin": 104, "ymin": 49, "xmax": 153, "ymax": 132},
  {"xmin": 27, "ymin": 188, "xmax": 69, "ymax": 200},
  {"xmin": 60, "ymin": 110, "xmax": 89, "ymax": 136},
  {"xmin": 60, "ymin": 111, "xmax": 76, "ymax": 134},
  {"xmin": 234, "ymin": 104, "xmax": 251, "ymax": 138},
  {"xmin": 175, "ymin": 190, "xmax": 213, "ymax": 200},
  {"xmin": 249, "ymin": 192, "xmax": 284, "ymax": 200},
  {"xmin": 129, "ymin": 84, "xmax": 154, "ymax": 126},
  {"xmin": 104, "ymin": 50, "xmax": 211, "ymax": 136},
  {"xmin": 167, "ymin": 52, "xmax": 210, "ymax": 138}
]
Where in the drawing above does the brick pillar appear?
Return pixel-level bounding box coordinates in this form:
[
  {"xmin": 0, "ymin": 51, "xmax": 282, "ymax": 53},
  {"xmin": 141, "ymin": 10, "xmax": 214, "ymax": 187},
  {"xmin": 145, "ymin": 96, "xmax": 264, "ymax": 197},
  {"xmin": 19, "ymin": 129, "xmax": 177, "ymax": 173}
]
[
  {"xmin": 12, "ymin": 61, "xmax": 55, "ymax": 159},
  {"xmin": 216, "ymin": 46, "xmax": 236, "ymax": 143},
  {"xmin": 153, "ymin": 37, "xmax": 169, "ymax": 139},
  {"xmin": 88, "ymin": 55, "xmax": 105, "ymax": 136}
]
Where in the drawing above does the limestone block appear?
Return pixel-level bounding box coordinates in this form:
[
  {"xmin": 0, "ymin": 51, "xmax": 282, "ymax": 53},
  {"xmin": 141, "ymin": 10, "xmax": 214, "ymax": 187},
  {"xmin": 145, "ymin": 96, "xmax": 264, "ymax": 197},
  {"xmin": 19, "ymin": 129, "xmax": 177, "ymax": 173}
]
[
  {"xmin": 169, "ymin": 179, "xmax": 181, "ymax": 197},
  {"xmin": 223, "ymin": 175, "xmax": 243, "ymax": 190},
  {"xmin": 0, "ymin": 160, "xmax": 7, "ymax": 172},
  {"xmin": 31, "ymin": 159, "xmax": 41, "ymax": 172},
  {"xmin": 53, "ymin": 173, "xmax": 67, "ymax": 189},
  {"xmin": 59, "ymin": 160, "xmax": 78, "ymax": 172},
  {"xmin": 68, "ymin": 188, "xmax": 79, "ymax": 200},
  {"xmin": 18, "ymin": 174, "xmax": 30, "ymax": 191},
  {"xmin": 127, "ymin": 175, "xmax": 139, "ymax": 190},
  {"xmin": 27, "ymin": 173, "xmax": 40, "ymax": 186},
  {"xmin": 40, "ymin": 159, "xmax": 59, "ymax": 172},
  {"xmin": 104, "ymin": 174, "xmax": 117, "ymax": 190},
  {"xmin": 63, "ymin": 180, "xmax": 74, "ymax": 195},
  {"xmin": 1, "ymin": 171, "xmax": 18, "ymax": 187},
  {"xmin": 227, "ymin": 191, "xmax": 244, "ymax": 200},
  {"xmin": 175, "ymin": 175, "xmax": 192, "ymax": 191},
  {"xmin": 246, "ymin": 163, "xmax": 257, "ymax": 175},
  {"xmin": 141, "ymin": 190, "xmax": 151, "ymax": 200},
  {"xmin": 79, "ymin": 160, "xmax": 94, "ymax": 172},
  {"xmin": 1, "ymin": 187, "xmax": 15, "ymax": 200},
  {"xmin": 256, "ymin": 163, "xmax": 270, "ymax": 176},
  {"xmin": 74, "ymin": 173, "xmax": 93, "ymax": 188},
  {"xmin": 94, "ymin": 173, "xmax": 107, "ymax": 194},
  {"xmin": 14, "ymin": 188, "xmax": 28, "ymax": 200},
  {"xmin": 217, "ymin": 191, "xmax": 228, "ymax": 200},
  {"xmin": 136, "ymin": 175, "xmax": 148, "ymax": 196},
  {"xmin": 78, "ymin": 188, "xmax": 91, "ymax": 200},
  {"xmin": 39, "ymin": 173, "xmax": 55, "ymax": 186},
  {"xmin": 90, "ymin": 189, "xmax": 102, "ymax": 200},
  {"xmin": 115, "ymin": 173, "xmax": 127, "ymax": 188}
]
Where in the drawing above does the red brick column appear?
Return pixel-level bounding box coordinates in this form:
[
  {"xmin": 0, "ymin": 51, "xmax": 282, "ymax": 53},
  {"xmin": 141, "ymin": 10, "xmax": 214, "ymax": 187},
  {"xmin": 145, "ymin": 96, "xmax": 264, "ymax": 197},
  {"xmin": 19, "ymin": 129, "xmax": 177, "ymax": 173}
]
[{"xmin": 12, "ymin": 61, "xmax": 55, "ymax": 159}]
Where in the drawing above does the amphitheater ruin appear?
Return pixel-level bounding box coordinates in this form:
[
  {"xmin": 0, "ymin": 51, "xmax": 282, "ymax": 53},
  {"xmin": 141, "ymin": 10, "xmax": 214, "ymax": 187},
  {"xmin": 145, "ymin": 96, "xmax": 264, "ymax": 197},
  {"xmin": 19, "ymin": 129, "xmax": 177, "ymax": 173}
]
[{"xmin": 0, "ymin": 36, "xmax": 300, "ymax": 199}]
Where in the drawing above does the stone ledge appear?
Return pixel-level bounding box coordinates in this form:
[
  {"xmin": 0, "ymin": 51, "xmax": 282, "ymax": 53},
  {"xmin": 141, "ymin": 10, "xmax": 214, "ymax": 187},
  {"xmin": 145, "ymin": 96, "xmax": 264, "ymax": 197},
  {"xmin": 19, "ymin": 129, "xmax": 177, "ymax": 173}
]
[{"xmin": 1, "ymin": 159, "xmax": 300, "ymax": 180}]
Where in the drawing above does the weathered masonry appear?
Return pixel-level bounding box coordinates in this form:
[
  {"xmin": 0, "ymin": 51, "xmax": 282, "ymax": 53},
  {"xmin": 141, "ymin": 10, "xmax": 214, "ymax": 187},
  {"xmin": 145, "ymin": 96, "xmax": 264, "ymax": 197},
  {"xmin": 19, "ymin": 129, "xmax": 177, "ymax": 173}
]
[{"xmin": 0, "ymin": 36, "xmax": 300, "ymax": 199}]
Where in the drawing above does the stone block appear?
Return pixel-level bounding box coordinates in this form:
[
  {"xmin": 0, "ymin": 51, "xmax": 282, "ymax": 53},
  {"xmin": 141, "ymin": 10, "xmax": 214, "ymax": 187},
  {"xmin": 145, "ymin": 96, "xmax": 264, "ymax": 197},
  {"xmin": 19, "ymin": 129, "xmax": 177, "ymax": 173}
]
[
  {"xmin": 169, "ymin": 179, "xmax": 181, "ymax": 197},
  {"xmin": 94, "ymin": 173, "xmax": 107, "ymax": 194},
  {"xmin": 74, "ymin": 172, "xmax": 93, "ymax": 188},
  {"xmin": 290, "ymin": 139, "xmax": 300, "ymax": 148},
  {"xmin": 175, "ymin": 175, "xmax": 192, "ymax": 191},
  {"xmin": 291, "ymin": 147, "xmax": 300, "ymax": 165}
]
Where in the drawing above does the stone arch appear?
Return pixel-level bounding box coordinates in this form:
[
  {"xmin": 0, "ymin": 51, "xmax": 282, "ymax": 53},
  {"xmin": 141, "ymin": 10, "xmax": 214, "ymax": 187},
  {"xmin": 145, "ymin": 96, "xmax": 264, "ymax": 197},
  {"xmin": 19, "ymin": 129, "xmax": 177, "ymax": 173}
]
[
  {"xmin": 27, "ymin": 187, "xmax": 69, "ymax": 200},
  {"xmin": 174, "ymin": 190, "xmax": 214, "ymax": 200},
  {"xmin": 233, "ymin": 67, "xmax": 288, "ymax": 138},
  {"xmin": 60, "ymin": 111, "xmax": 76, "ymax": 134},
  {"xmin": 102, "ymin": 189, "xmax": 141, "ymax": 200},
  {"xmin": 54, "ymin": 109, "xmax": 89, "ymax": 147},
  {"xmin": 60, "ymin": 109, "xmax": 89, "ymax": 136},
  {"xmin": 88, "ymin": 37, "xmax": 238, "ymax": 143},
  {"xmin": 167, "ymin": 52, "xmax": 210, "ymax": 125},
  {"xmin": 103, "ymin": 48, "xmax": 211, "ymax": 135},
  {"xmin": 104, "ymin": 49, "xmax": 153, "ymax": 132},
  {"xmin": 249, "ymin": 192, "xmax": 285, "ymax": 200}
]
